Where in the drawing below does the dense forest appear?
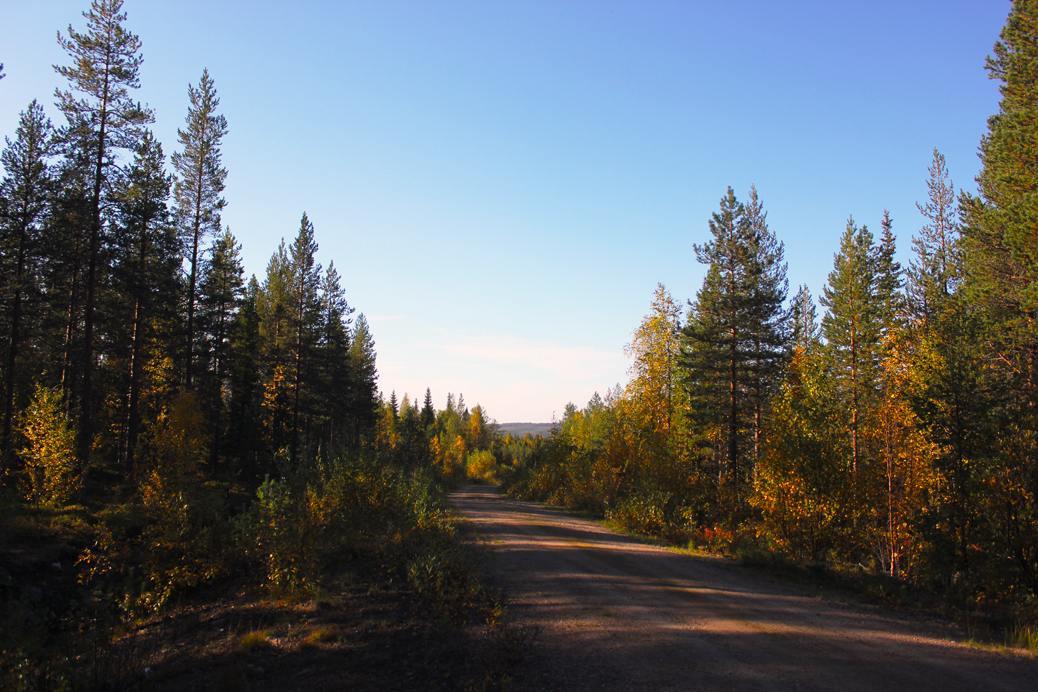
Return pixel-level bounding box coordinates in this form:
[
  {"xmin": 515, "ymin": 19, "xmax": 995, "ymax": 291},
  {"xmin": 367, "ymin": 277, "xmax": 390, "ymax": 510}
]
[
  {"xmin": 505, "ymin": 0, "xmax": 1038, "ymax": 604},
  {"xmin": 0, "ymin": 1, "xmax": 517, "ymax": 688}
]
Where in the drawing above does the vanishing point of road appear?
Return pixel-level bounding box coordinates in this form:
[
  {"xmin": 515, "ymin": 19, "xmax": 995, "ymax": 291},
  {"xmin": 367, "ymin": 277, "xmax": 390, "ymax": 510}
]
[{"xmin": 451, "ymin": 485, "xmax": 1037, "ymax": 692}]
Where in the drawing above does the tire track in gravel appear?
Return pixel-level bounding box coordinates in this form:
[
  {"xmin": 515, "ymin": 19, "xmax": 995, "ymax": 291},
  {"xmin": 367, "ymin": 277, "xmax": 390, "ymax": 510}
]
[{"xmin": 451, "ymin": 485, "xmax": 1037, "ymax": 692}]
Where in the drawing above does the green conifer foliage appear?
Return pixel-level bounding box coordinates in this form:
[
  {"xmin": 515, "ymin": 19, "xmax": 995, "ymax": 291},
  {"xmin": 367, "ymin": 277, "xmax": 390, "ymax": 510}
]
[
  {"xmin": 54, "ymin": 0, "xmax": 153, "ymax": 471},
  {"xmin": 790, "ymin": 285, "xmax": 819, "ymax": 353},
  {"xmin": 1, "ymin": 101, "xmax": 55, "ymax": 471},
  {"xmin": 681, "ymin": 187, "xmax": 789, "ymax": 508},
  {"xmin": 110, "ymin": 131, "xmax": 175, "ymax": 472},
  {"xmin": 227, "ymin": 276, "xmax": 263, "ymax": 477},
  {"xmin": 909, "ymin": 149, "xmax": 959, "ymax": 325},
  {"xmin": 258, "ymin": 241, "xmax": 292, "ymax": 454},
  {"xmin": 347, "ymin": 314, "xmax": 379, "ymax": 447},
  {"xmin": 960, "ymin": 0, "xmax": 1038, "ymax": 590},
  {"xmin": 421, "ymin": 388, "xmax": 436, "ymax": 430},
  {"xmin": 820, "ymin": 218, "xmax": 883, "ymax": 474},
  {"xmin": 172, "ymin": 69, "xmax": 228, "ymax": 387},
  {"xmin": 314, "ymin": 262, "xmax": 353, "ymax": 449},
  {"xmin": 287, "ymin": 214, "xmax": 322, "ymax": 461},
  {"xmin": 198, "ymin": 229, "xmax": 244, "ymax": 468}
]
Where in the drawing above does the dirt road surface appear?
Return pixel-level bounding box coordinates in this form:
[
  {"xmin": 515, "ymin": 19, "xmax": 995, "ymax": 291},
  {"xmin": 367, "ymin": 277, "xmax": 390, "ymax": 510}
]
[{"xmin": 450, "ymin": 485, "xmax": 1037, "ymax": 692}]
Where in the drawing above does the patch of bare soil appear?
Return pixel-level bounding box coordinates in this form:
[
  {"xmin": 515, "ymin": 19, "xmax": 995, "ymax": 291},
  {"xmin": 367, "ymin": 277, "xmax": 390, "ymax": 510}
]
[{"xmin": 451, "ymin": 485, "xmax": 1038, "ymax": 692}]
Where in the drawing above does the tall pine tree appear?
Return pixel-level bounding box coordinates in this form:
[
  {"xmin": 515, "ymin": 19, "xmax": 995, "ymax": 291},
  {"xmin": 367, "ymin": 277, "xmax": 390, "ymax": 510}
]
[
  {"xmin": 959, "ymin": 0, "xmax": 1038, "ymax": 589},
  {"xmin": 198, "ymin": 228, "xmax": 244, "ymax": 468},
  {"xmin": 172, "ymin": 69, "xmax": 228, "ymax": 388},
  {"xmin": 110, "ymin": 130, "xmax": 176, "ymax": 472},
  {"xmin": 681, "ymin": 187, "xmax": 788, "ymax": 505},
  {"xmin": 287, "ymin": 213, "xmax": 321, "ymax": 461},
  {"xmin": 820, "ymin": 218, "xmax": 884, "ymax": 474},
  {"xmin": 54, "ymin": 0, "xmax": 152, "ymax": 470}
]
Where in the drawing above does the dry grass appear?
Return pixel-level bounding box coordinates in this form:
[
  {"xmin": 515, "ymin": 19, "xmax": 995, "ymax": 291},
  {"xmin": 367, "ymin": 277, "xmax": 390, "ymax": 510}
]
[
  {"xmin": 236, "ymin": 629, "xmax": 272, "ymax": 653},
  {"xmin": 1007, "ymin": 623, "xmax": 1038, "ymax": 653}
]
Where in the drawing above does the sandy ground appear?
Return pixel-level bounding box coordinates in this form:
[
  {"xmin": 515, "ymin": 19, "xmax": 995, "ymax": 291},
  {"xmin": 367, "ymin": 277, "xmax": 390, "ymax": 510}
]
[{"xmin": 450, "ymin": 485, "xmax": 1037, "ymax": 692}]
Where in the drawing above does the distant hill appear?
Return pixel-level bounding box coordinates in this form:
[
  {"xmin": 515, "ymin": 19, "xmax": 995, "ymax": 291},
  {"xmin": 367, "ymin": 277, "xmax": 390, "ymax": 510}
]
[{"xmin": 497, "ymin": 422, "xmax": 554, "ymax": 439}]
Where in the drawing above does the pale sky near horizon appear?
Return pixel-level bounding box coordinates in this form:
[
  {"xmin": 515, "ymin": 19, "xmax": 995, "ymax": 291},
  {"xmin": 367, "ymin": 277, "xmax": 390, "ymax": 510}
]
[{"xmin": 1, "ymin": 1, "xmax": 1009, "ymax": 423}]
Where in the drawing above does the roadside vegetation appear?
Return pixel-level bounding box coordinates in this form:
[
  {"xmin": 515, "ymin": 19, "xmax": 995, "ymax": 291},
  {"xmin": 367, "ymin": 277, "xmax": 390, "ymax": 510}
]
[
  {"xmin": 502, "ymin": 0, "xmax": 1038, "ymax": 653},
  {"xmin": 0, "ymin": 1, "xmax": 529, "ymax": 689}
]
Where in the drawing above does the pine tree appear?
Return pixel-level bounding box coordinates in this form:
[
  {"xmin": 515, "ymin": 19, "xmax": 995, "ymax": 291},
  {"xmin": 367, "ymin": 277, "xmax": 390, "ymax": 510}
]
[
  {"xmin": 45, "ymin": 126, "xmax": 94, "ymax": 398},
  {"xmin": 198, "ymin": 228, "xmax": 244, "ymax": 468},
  {"xmin": 820, "ymin": 218, "xmax": 883, "ymax": 474},
  {"xmin": 54, "ymin": 0, "xmax": 153, "ymax": 470},
  {"xmin": 959, "ymin": 0, "xmax": 1038, "ymax": 589},
  {"xmin": 110, "ymin": 130, "xmax": 175, "ymax": 472},
  {"xmin": 790, "ymin": 285, "xmax": 819, "ymax": 353},
  {"xmin": 901, "ymin": 150, "xmax": 992, "ymax": 583},
  {"xmin": 681, "ymin": 187, "xmax": 789, "ymax": 504},
  {"xmin": 742, "ymin": 186, "xmax": 790, "ymax": 469},
  {"xmin": 172, "ymin": 69, "xmax": 228, "ymax": 387},
  {"xmin": 287, "ymin": 213, "xmax": 321, "ymax": 460},
  {"xmin": 909, "ymin": 149, "xmax": 959, "ymax": 325},
  {"xmin": 1, "ymin": 101, "xmax": 55, "ymax": 471}
]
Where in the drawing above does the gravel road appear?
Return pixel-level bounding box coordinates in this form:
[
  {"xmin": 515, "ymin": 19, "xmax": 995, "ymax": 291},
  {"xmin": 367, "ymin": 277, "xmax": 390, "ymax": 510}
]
[{"xmin": 450, "ymin": 485, "xmax": 1037, "ymax": 692}]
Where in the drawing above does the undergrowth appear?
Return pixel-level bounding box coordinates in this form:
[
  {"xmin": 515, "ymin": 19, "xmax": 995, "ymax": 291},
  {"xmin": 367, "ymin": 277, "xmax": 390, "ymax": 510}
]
[
  {"xmin": 501, "ymin": 464, "xmax": 1038, "ymax": 657},
  {"xmin": 1, "ymin": 451, "xmax": 501, "ymax": 690}
]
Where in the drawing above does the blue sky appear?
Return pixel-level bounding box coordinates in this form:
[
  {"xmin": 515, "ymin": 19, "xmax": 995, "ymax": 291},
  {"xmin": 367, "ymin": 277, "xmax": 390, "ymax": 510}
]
[{"xmin": 1, "ymin": 1, "xmax": 1008, "ymax": 423}]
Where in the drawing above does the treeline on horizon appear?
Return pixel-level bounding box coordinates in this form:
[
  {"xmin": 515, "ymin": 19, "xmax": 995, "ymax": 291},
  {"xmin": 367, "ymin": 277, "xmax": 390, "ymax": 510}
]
[{"xmin": 504, "ymin": 1, "xmax": 1038, "ymax": 602}]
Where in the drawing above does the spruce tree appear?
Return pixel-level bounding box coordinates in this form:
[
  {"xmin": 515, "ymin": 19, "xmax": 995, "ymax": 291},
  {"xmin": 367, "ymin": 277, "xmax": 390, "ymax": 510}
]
[
  {"xmin": 54, "ymin": 0, "xmax": 152, "ymax": 470},
  {"xmin": 314, "ymin": 262, "xmax": 353, "ymax": 449},
  {"xmin": 682, "ymin": 188, "xmax": 746, "ymax": 498},
  {"xmin": 347, "ymin": 313, "xmax": 379, "ymax": 447},
  {"xmin": 421, "ymin": 388, "xmax": 436, "ymax": 430},
  {"xmin": 1, "ymin": 101, "xmax": 55, "ymax": 470},
  {"xmin": 172, "ymin": 69, "xmax": 228, "ymax": 387},
  {"xmin": 876, "ymin": 210, "xmax": 903, "ymax": 332}
]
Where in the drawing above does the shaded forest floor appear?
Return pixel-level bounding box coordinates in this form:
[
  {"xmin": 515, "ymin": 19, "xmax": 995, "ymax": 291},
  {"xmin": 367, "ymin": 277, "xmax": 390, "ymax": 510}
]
[
  {"xmin": 112, "ymin": 578, "xmax": 529, "ymax": 692},
  {"xmin": 0, "ymin": 477, "xmax": 537, "ymax": 692}
]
